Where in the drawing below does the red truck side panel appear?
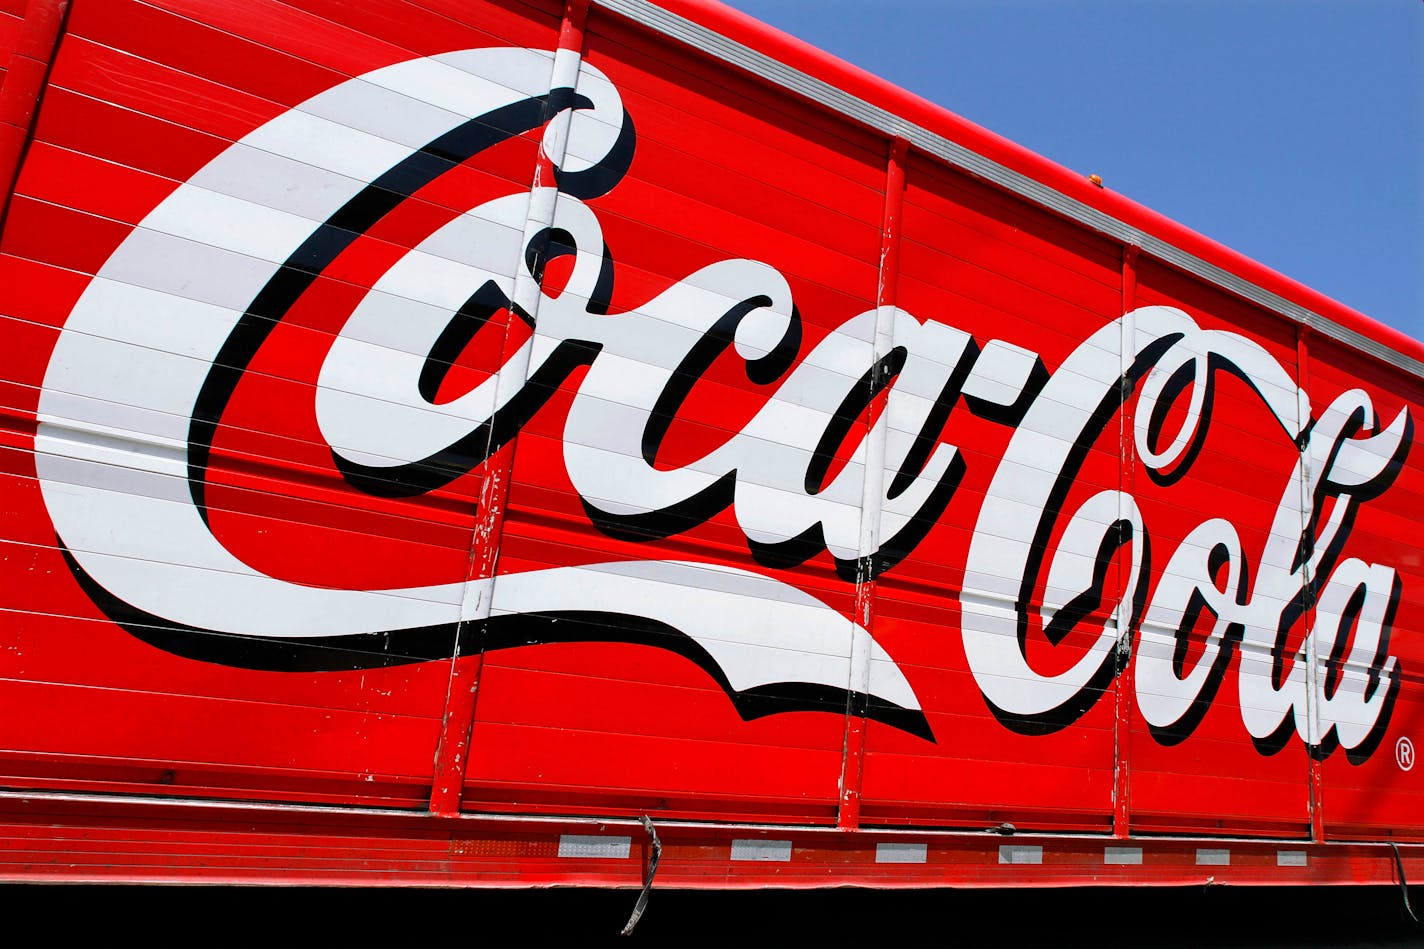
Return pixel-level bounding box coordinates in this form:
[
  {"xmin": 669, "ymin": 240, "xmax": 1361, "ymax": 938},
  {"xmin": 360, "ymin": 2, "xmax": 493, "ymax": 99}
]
[{"xmin": 0, "ymin": 0, "xmax": 1419, "ymax": 887}]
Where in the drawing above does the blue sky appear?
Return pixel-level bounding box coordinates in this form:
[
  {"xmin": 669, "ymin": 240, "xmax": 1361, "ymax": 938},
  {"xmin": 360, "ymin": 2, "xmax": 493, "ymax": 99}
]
[{"xmin": 720, "ymin": 0, "xmax": 1424, "ymax": 344}]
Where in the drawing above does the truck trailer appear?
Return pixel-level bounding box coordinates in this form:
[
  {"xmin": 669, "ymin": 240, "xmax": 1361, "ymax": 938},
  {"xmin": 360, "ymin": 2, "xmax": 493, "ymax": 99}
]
[{"xmin": 0, "ymin": 0, "xmax": 1421, "ymax": 893}]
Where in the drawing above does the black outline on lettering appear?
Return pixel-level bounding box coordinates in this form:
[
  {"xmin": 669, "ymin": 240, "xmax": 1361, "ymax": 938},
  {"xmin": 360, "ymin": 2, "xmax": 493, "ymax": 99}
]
[
  {"xmin": 61, "ymin": 546, "xmax": 931, "ymax": 739},
  {"xmin": 984, "ymin": 333, "xmax": 1179, "ymax": 737}
]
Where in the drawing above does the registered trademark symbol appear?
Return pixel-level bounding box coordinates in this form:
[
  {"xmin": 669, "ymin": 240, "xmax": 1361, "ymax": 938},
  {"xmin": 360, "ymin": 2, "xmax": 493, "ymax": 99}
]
[{"xmin": 1398, "ymin": 737, "xmax": 1416, "ymax": 772}]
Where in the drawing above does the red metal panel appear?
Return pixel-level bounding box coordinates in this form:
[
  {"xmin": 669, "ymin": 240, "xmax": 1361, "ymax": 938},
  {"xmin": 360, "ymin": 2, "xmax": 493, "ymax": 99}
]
[
  {"xmin": 0, "ymin": 0, "xmax": 65, "ymax": 224},
  {"xmin": 858, "ymin": 151, "xmax": 1124, "ymax": 832},
  {"xmin": 2, "ymin": 792, "xmax": 1422, "ymax": 889},
  {"xmin": 1305, "ymin": 336, "xmax": 1424, "ymax": 843},
  {"xmin": 0, "ymin": 0, "xmax": 565, "ymax": 808},
  {"xmin": 458, "ymin": 3, "xmax": 889, "ymax": 824},
  {"xmin": 1124, "ymin": 259, "xmax": 1313, "ymax": 837},
  {"xmin": 649, "ymin": 0, "xmax": 1424, "ymax": 369},
  {"xmin": 0, "ymin": 0, "xmax": 1418, "ymax": 888},
  {"xmin": 0, "ymin": 7, "xmax": 22, "ymax": 75}
]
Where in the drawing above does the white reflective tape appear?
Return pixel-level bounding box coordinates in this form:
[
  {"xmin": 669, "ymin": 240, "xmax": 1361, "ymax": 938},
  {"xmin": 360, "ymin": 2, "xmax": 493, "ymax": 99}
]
[
  {"xmin": 875, "ymin": 842, "xmax": 927, "ymax": 864},
  {"xmin": 998, "ymin": 845, "xmax": 1042, "ymax": 865},
  {"xmin": 1104, "ymin": 847, "xmax": 1143, "ymax": 865},
  {"xmin": 557, "ymin": 835, "xmax": 632, "ymax": 859},
  {"xmin": 1277, "ymin": 850, "xmax": 1308, "ymax": 867},
  {"xmin": 731, "ymin": 839, "xmax": 792, "ymax": 862},
  {"xmin": 1196, "ymin": 849, "xmax": 1231, "ymax": 866}
]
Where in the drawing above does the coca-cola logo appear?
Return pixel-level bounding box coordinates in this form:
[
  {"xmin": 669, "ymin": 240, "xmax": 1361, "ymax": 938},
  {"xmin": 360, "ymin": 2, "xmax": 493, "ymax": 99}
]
[{"xmin": 36, "ymin": 48, "xmax": 1410, "ymax": 759}]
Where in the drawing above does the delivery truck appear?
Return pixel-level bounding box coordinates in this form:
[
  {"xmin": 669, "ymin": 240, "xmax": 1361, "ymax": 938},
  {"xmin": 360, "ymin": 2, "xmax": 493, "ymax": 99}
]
[{"xmin": 0, "ymin": 0, "xmax": 1421, "ymax": 893}]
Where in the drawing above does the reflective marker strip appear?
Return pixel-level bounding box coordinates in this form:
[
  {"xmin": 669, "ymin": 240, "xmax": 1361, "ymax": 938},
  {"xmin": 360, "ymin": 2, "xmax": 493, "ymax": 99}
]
[
  {"xmin": 1104, "ymin": 847, "xmax": 1143, "ymax": 865},
  {"xmin": 731, "ymin": 839, "xmax": 792, "ymax": 862},
  {"xmin": 999, "ymin": 845, "xmax": 1042, "ymax": 865},
  {"xmin": 1196, "ymin": 849, "xmax": 1231, "ymax": 866},
  {"xmin": 557, "ymin": 835, "xmax": 632, "ymax": 859},
  {"xmin": 875, "ymin": 842, "xmax": 928, "ymax": 864},
  {"xmin": 1277, "ymin": 850, "xmax": 1308, "ymax": 867}
]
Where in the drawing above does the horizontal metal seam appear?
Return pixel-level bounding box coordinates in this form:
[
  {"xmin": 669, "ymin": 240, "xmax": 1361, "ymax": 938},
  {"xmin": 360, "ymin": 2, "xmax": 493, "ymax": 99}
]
[{"xmin": 593, "ymin": 0, "xmax": 1422, "ymax": 379}]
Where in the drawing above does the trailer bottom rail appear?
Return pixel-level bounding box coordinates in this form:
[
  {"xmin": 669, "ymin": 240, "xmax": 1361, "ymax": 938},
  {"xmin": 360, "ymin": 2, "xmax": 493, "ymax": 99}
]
[{"xmin": 1, "ymin": 791, "xmax": 1419, "ymax": 890}]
